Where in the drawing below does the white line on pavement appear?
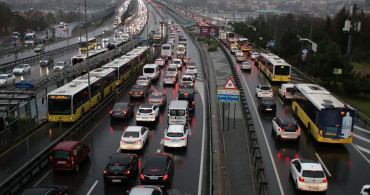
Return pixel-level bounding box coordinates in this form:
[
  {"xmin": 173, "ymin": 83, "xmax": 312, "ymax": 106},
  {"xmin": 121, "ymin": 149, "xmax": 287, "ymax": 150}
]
[
  {"xmin": 315, "ymin": 153, "xmax": 332, "ymax": 177},
  {"xmin": 197, "ymin": 69, "xmax": 207, "ymax": 195},
  {"xmin": 353, "ymin": 134, "xmax": 370, "ymax": 144},
  {"xmin": 160, "ymin": 139, "xmax": 164, "ymax": 145},
  {"xmin": 354, "ymin": 144, "xmax": 370, "ymax": 155},
  {"xmin": 240, "ymin": 71, "xmax": 285, "ymax": 195},
  {"xmin": 354, "ymin": 125, "xmax": 370, "ymax": 134},
  {"xmin": 86, "ymin": 180, "xmax": 98, "ymax": 195},
  {"xmin": 351, "ymin": 143, "xmax": 370, "ymax": 165}
]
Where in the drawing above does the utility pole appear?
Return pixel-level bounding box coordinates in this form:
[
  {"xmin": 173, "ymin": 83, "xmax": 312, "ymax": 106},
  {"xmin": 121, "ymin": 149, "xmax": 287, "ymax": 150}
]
[
  {"xmin": 343, "ymin": 4, "xmax": 361, "ymax": 65},
  {"xmin": 84, "ymin": 0, "xmax": 92, "ymax": 108}
]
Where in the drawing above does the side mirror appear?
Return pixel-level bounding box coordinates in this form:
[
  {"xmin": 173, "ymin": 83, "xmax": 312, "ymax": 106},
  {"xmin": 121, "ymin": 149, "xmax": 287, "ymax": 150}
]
[{"xmin": 273, "ymin": 117, "xmax": 276, "ymax": 121}]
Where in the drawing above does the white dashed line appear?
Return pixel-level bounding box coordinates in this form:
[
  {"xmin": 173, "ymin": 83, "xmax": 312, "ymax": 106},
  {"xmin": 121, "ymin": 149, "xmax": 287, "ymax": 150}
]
[
  {"xmin": 352, "ymin": 144, "xmax": 370, "ymax": 166},
  {"xmin": 354, "ymin": 125, "xmax": 370, "ymax": 134},
  {"xmin": 86, "ymin": 180, "xmax": 99, "ymax": 195},
  {"xmin": 315, "ymin": 153, "xmax": 332, "ymax": 177},
  {"xmin": 353, "ymin": 134, "xmax": 370, "ymax": 144}
]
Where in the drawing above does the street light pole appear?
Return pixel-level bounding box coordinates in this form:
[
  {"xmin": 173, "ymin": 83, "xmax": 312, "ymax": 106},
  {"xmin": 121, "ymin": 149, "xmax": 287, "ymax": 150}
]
[
  {"xmin": 84, "ymin": 0, "xmax": 92, "ymax": 108},
  {"xmin": 74, "ymin": 2, "xmax": 81, "ymax": 42},
  {"xmin": 146, "ymin": 1, "xmax": 149, "ymax": 48}
]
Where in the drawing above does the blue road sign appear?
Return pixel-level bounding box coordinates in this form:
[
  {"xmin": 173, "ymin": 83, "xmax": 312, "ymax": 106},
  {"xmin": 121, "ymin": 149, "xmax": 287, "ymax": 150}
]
[
  {"xmin": 15, "ymin": 80, "xmax": 34, "ymax": 89},
  {"xmin": 217, "ymin": 89, "xmax": 240, "ymax": 103},
  {"xmin": 186, "ymin": 21, "xmax": 192, "ymax": 26}
]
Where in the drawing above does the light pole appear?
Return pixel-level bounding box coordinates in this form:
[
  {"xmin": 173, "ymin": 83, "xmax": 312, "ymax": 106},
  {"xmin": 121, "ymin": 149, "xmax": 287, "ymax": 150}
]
[
  {"xmin": 84, "ymin": 0, "xmax": 92, "ymax": 108},
  {"xmin": 146, "ymin": 0, "xmax": 149, "ymax": 48},
  {"xmin": 74, "ymin": 2, "xmax": 81, "ymax": 42},
  {"xmin": 297, "ymin": 35, "xmax": 317, "ymax": 73}
]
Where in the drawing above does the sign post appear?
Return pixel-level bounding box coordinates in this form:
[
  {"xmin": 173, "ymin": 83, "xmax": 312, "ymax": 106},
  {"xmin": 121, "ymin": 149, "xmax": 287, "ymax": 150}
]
[{"xmin": 217, "ymin": 77, "xmax": 240, "ymax": 130}]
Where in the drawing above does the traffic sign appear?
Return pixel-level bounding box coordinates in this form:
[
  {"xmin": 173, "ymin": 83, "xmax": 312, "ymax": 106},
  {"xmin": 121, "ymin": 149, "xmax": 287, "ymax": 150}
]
[
  {"xmin": 333, "ymin": 68, "xmax": 342, "ymax": 75},
  {"xmin": 223, "ymin": 77, "xmax": 237, "ymax": 89},
  {"xmin": 217, "ymin": 89, "xmax": 240, "ymax": 103},
  {"xmin": 15, "ymin": 80, "xmax": 34, "ymax": 89}
]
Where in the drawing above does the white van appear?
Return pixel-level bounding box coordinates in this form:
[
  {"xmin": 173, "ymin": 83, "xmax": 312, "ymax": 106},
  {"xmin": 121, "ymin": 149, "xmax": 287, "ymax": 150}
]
[
  {"xmin": 143, "ymin": 64, "xmax": 160, "ymax": 80},
  {"xmin": 161, "ymin": 44, "xmax": 172, "ymax": 59},
  {"xmin": 176, "ymin": 44, "xmax": 186, "ymax": 58},
  {"xmin": 168, "ymin": 100, "xmax": 189, "ymax": 125}
]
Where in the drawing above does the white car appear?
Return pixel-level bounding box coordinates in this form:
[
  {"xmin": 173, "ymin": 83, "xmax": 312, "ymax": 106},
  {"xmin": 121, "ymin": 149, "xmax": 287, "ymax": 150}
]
[
  {"xmin": 360, "ymin": 185, "xmax": 370, "ymax": 195},
  {"xmin": 272, "ymin": 116, "xmax": 300, "ymax": 141},
  {"xmin": 120, "ymin": 126, "xmax": 149, "ymax": 150},
  {"xmin": 163, "ymin": 74, "xmax": 177, "ymax": 85},
  {"xmin": 184, "ymin": 72, "xmax": 196, "ymax": 81},
  {"xmin": 155, "ymin": 58, "xmax": 165, "ymax": 67},
  {"xmin": 136, "ymin": 76, "xmax": 152, "ymax": 86},
  {"xmin": 290, "ymin": 159, "xmax": 328, "ymax": 192},
  {"xmin": 0, "ymin": 74, "xmax": 15, "ymax": 86},
  {"xmin": 250, "ymin": 52, "xmax": 259, "ymax": 60},
  {"xmin": 53, "ymin": 61, "xmax": 69, "ymax": 71},
  {"xmin": 241, "ymin": 61, "xmax": 251, "ymax": 70},
  {"xmin": 279, "ymin": 83, "xmax": 295, "ymax": 102},
  {"xmin": 129, "ymin": 185, "xmax": 162, "ymax": 195},
  {"xmin": 186, "ymin": 65, "xmax": 197, "ymax": 76},
  {"xmin": 164, "ymin": 125, "xmax": 189, "ymax": 148},
  {"xmin": 13, "ymin": 64, "xmax": 31, "ymax": 74},
  {"xmin": 166, "ymin": 64, "xmax": 178, "ymax": 77},
  {"xmin": 180, "ymin": 75, "xmax": 194, "ymax": 87},
  {"xmin": 230, "ymin": 46, "xmax": 238, "ymax": 54},
  {"xmin": 173, "ymin": 59, "xmax": 183, "ymax": 69},
  {"xmin": 255, "ymin": 84, "xmax": 273, "ymax": 98},
  {"xmin": 136, "ymin": 104, "xmax": 160, "ymax": 123}
]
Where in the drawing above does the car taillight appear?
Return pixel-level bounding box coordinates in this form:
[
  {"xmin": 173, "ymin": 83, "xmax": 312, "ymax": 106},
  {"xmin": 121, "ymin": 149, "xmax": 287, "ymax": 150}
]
[
  {"xmin": 163, "ymin": 174, "xmax": 168, "ymax": 180},
  {"xmin": 296, "ymin": 129, "xmax": 300, "ymax": 132},
  {"xmin": 125, "ymin": 170, "xmax": 130, "ymax": 175},
  {"xmin": 135, "ymin": 139, "xmax": 141, "ymax": 143},
  {"xmin": 137, "ymin": 112, "xmax": 141, "ymax": 115},
  {"xmin": 104, "ymin": 170, "xmax": 108, "ymax": 174},
  {"xmin": 120, "ymin": 139, "xmax": 125, "ymax": 143},
  {"xmin": 278, "ymin": 128, "xmax": 284, "ymax": 132},
  {"xmin": 50, "ymin": 156, "xmax": 53, "ymax": 161},
  {"xmin": 323, "ymin": 178, "xmax": 327, "ymax": 183},
  {"xmin": 284, "ymin": 89, "xmax": 286, "ymax": 96},
  {"xmin": 269, "ymin": 90, "xmax": 272, "ymax": 92},
  {"xmin": 109, "ymin": 110, "xmax": 113, "ymax": 114},
  {"xmin": 180, "ymin": 138, "xmax": 186, "ymax": 141},
  {"xmin": 71, "ymin": 156, "xmax": 74, "ymax": 164},
  {"xmin": 140, "ymin": 174, "xmax": 145, "ymax": 180},
  {"xmin": 149, "ymin": 100, "xmax": 152, "ymax": 103},
  {"xmin": 129, "ymin": 91, "xmax": 133, "ymax": 94},
  {"xmin": 192, "ymin": 101, "xmax": 195, "ymax": 105},
  {"xmin": 164, "ymin": 137, "xmax": 170, "ymax": 140},
  {"xmin": 149, "ymin": 113, "xmax": 155, "ymax": 115},
  {"xmin": 299, "ymin": 177, "xmax": 304, "ymax": 182},
  {"xmin": 259, "ymin": 90, "xmax": 262, "ymax": 92},
  {"xmin": 139, "ymin": 91, "xmax": 143, "ymax": 94},
  {"xmin": 122, "ymin": 111, "xmax": 127, "ymax": 114}
]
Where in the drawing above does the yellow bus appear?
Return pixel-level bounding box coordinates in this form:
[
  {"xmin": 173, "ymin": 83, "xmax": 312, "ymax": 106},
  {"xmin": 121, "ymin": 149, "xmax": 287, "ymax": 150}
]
[
  {"xmin": 79, "ymin": 37, "xmax": 97, "ymax": 53},
  {"xmin": 292, "ymin": 83, "xmax": 355, "ymax": 144},
  {"xmin": 47, "ymin": 74, "xmax": 116, "ymax": 122},
  {"xmin": 102, "ymin": 57, "xmax": 135, "ymax": 85},
  {"xmin": 257, "ymin": 53, "xmax": 291, "ymax": 82},
  {"xmin": 90, "ymin": 68, "xmax": 118, "ymax": 98}
]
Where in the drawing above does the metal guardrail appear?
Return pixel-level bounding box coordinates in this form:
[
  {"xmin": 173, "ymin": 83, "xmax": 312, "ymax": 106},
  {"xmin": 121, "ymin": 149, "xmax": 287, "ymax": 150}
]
[
  {"xmin": 0, "ymin": 44, "xmax": 161, "ymax": 195},
  {"xmin": 216, "ymin": 38, "xmax": 270, "ymax": 195}
]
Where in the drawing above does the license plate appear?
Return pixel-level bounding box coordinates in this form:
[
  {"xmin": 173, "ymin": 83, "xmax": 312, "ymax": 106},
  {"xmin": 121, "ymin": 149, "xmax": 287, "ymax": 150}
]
[
  {"xmin": 58, "ymin": 161, "xmax": 66, "ymax": 164},
  {"xmin": 126, "ymin": 141, "xmax": 134, "ymax": 144},
  {"xmin": 172, "ymin": 139, "xmax": 179, "ymax": 142},
  {"xmin": 309, "ymin": 186, "xmax": 319, "ymax": 190},
  {"xmin": 142, "ymin": 117, "xmax": 148, "ymax": 119},
  {"xmin": 112, "ymin": 179, "xmax": 121, "ymax": 183},
  {"xmin": 148, "ymin": 176, "xmax": 158, "ymax": 180},
  {"xmin": 266, "ymin": 108, "xmax": 272, "ymax": 111}
]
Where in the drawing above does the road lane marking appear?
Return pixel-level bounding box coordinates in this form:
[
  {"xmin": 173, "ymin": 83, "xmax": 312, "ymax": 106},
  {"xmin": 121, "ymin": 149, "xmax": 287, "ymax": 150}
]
[
  {"xmin": 353, "ymin": 134, "xmax": 370, "ymax": 144},
  {"xmin": 354, "ymin": 125, "xmax": 370, "ymax": 134},
  {"xmin": 354, "ymin": 144, "xmax": 370, "ymax": 155},
  {"xmin": 240, "ymin": 69, "xmax": 285, "ymax": 195},
  {"xmin": 314, "ymin": 153, "xmax": 332, "ymax": 177},
  {"xmin": 33, "ymin": 169, "xmax": 52, "ymax": 187},
  {"xmin": 86, "ymin": 180, "xmax": 99, "ymax": 195},
  {"xmin": 116, "ymin": 147, "xmax": 121, "ymax": 153},
  {"xmin": 351, "ymin": 143, "xmax": 370, "ymax": 165}
]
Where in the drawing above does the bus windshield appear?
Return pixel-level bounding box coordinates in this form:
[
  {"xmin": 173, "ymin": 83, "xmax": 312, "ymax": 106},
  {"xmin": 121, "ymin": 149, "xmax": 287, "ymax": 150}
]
[
  {"xmin": 274, "ymin": 65, "xmax": 290, "ymax": 75},
  {"xmin": 48, "ymin": 98, "xmax": 72, "ymax": 115},
  {"xmin": 72, "ymin": 58, "xmax": 84, "ymax": 65}
]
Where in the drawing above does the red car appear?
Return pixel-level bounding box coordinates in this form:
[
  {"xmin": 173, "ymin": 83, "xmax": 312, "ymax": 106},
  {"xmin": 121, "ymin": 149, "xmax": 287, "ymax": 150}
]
[{"xmin": 50, "ymin": 141, "xmax": 90, "ymax": 171}]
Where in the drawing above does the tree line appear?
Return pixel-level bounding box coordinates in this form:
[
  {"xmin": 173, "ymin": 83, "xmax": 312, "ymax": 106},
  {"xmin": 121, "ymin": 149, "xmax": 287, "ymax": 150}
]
[{"xmin": 233, "ymin": 8, "xmax": 370, "ymax": 97}]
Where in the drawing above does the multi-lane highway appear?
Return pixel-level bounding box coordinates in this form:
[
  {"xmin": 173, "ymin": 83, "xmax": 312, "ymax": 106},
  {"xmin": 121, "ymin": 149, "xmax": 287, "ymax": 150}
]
[{"xmin": 1, "ymin": 2, "xmax": 209, "ymax": 195}]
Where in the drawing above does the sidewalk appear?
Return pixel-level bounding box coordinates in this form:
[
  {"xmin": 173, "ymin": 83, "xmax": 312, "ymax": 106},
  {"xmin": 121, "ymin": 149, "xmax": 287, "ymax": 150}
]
[{"xmin": 201, "ymin": 42, "xmax": 255, "ymax": 195}]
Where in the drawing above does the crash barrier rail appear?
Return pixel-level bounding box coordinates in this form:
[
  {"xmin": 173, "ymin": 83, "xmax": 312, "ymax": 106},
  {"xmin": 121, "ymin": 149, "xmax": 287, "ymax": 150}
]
[
  {"xmin": 0, "ymin": 45, "xmax": 161, "ymax": 195},
  {"xmin": 216, "ymin": 38, "xmax": 270, "ymax": 195}
]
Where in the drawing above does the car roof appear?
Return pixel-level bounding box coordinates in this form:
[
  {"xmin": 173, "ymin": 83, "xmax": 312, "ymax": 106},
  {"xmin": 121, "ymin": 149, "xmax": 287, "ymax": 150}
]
[
  {"xmin": 299, "ymin": 159, "xmax": 323, "ymax": 171},
  {"xmin": 138, "ymin": 76, "xmax": 148, "ymax": 79},
  {"xmin": 146, "ymin": 153, "xmax": 172, "ymax": 162},
  {"xmin": 173, "ymin": 59, "xmax": 181, "ymax": 61},
  {"xmin": 125, "ymin": 126, "xmax": 143, "ymax": 132},
  {"xmin": 151, "ymin": 92, "xmax": 163, "ymax": 96},
  {"xmin": 0, "ymin": 74, "xmax": 11, "ymax": 76},
  {"xmin": 179, "ymin": 88, "xmax": 194, "ymax": 94},
  {"xmin": 22, "ymin": 185, "xmax": 65, "ymax": 195},
  {"xmin": 114, "ymin": 102, "xmax": 129, "ymax": 107},
  {"xmin": 278, "ymin": 116, "xmax": 297, "ymax": 125},
  {"xmin": 140, "ymin": 104, "xmax": 154, "ymax": 108},
  {"xmin": 53, "ymin": 141, "xmax": 81, "ymax": 150},
  {"xmin": 260, "ymin": 97, "xmax": 275, "ymax": 101},
  {"xmin": 168, "ymin": 64, "xmax": 177, "ymax": 68},
  {"xmin": 187, "ymin": 65, "xmax": 196, "ymax": 68},
  {"xmin": 260, "ymin": 84, "xmax": 271, "ymax": 87},
  {"xmin": 281, "ymin": 83, "xmax": 295, "ymax": 88},
  {"xmin": 168, "ymin": 125, "xmax": 185, "ymax": 133},
  {"xmin": 108, "ymin": 153, "xmax": 133, "ymax": 164},
  {"xmin": 132, "ymin": 84, "xmax": 144, "ymax": 89}
]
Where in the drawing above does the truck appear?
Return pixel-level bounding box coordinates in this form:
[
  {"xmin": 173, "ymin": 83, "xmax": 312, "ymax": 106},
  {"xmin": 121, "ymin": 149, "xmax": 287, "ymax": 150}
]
[{"xmin": 219, "ymin": 31, "xmax": 227, "ymax": 43}]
